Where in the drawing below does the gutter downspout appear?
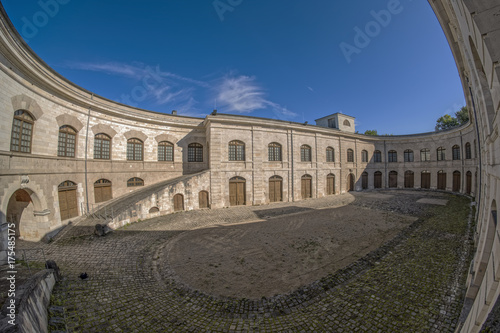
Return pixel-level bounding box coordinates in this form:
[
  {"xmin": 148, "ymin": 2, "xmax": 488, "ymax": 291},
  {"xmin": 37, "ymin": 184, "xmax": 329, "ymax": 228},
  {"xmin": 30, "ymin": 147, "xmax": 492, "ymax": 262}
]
[
  {"xmin": 84, "ymin": 95, "xmax": 93, "ymax": 213},
  {"xmin": 290, "ymin": 129, "xmax": 294, "ymax": 202}
]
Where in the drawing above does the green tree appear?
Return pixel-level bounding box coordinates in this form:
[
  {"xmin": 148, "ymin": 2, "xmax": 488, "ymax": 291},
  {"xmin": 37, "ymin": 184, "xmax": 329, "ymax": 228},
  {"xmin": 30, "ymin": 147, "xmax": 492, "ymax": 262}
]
[
  {"xmin": 435, "ymin": 106, "xmax": 469, "ymax": 131},
  {"xmin": 455, "ymin": 106, "xmax": 470, "ymax": 124},
  {"xmin": 364, "ymin": 130, "xmax": 378, "ymax": 136}
]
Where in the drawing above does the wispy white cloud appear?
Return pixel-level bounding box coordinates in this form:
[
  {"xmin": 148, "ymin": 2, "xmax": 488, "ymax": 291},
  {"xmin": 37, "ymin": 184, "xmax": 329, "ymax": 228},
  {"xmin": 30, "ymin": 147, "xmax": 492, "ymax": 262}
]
[
  {"xmin": 215, "ymin": 75, "xmax": 297, "ymax": 119},
  {"xmin": 307, "ymin": 86, "xmax": 314, "ymax": 92}
]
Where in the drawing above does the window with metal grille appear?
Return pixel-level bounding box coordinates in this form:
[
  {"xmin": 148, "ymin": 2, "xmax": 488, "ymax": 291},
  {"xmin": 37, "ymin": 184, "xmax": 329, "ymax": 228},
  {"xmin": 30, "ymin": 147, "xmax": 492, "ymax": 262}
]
[
  {"xmin": 373, "ymin": 150, "xmax": 382, "ymax": 163},
  {"xmin": 404, "ymin": 149, "xmax": 414, "ymax": 162},
  {"xmin": 301, "ymin": 145, "xmax": 312, "ymax": 162},
  {"xmin": 94, "ymin": 133, "xmax": 111, "ymax": 160},
  {"xmin": 326, "ymin": 147, "xmax": 335, "ymax": 162},
  {"xmin": 229, "ymin": 140, "xmax": 245, "ymax": 161},
  {"xmin": 127, "ymin": 177, "xmax": 144, "ymax": 187},
  {"xmin": 388, "ymin": 150, "xmax": 397, "ymax": 163},
  {"xmin": 347, "ymin": 149, "xmax": 354, "ymax": 163},
  {"xmin": 452, "ymin": 145, "xmax": 461, "ymax": 160},
  {"xmin": 158, "ymin": 141, "xmax": 174, "ymax": 161},
  {"xmin": 437, "ymin": 147, "xmax": 446, "ymax": 161},
  {"xmin": 188, "ymin": 143, "xmax": 203, "ymax": 162},
  {"xmin": 10, "ymin": 110, "xmax": 34, "ymax": 153},
  {"xmin": 420, "ymin": 149, "xmax": 430, "ymax": 161},
  {"xmin": 58, "ymin": 125, "xmax": 77, "ymax": 157},
  {"xmin": 361, "ymin": 150, "xmax": 368, "ymax": 163},
  {"xmin": 465, "ymin": 142, "xmax": 471, "ymax": 159},
  {"xmin": 127, "ymin": 138, "xmax": 143, "ymax": 161},
  {"xmin": 343, "ymin": 120, "xmax": 351, "ymax": 127},
  {"xmin": 268, "ymin": 143, "xmax": 282, "ymax": 161}
]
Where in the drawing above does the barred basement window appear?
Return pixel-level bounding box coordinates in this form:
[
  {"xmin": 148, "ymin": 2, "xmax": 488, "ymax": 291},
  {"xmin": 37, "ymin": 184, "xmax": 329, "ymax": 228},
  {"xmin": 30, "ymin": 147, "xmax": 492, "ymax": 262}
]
[
  {"xmin": 373, "ymin": 150, "xmax": 382, "ymax": 163},
  {"xmin": 58, "ymin": 125, "xmax": 77, "ymax": 157},
  {"xmin": 361, "ymin": 150, "xmax": 368, "ymax": 163},
  {"xmin": 301, "ymin": 145, "xmax": 312, "ymax": 162},
  {"xmin": 404, "ymin": 149, "xmax": 414, "ymax": 162},
  {"xmin": 158, "ymin": 141, "xmax": 174, "ymax": 162},
  {"xmin": 188, "ymin": 143, "xmax": 203, "ymax": 162},
  {"xmin": 94, "ymin": 133, "xmax": 111, "ymax": 160},
  {"xmin": 326, "ymin": 147, "xmax": 335, "ymax": 162},
  {"xmin": 465, "ymin": 142, "xmax": 471, "ymax": 159},
  {"xmin": 10, "ymin": 110, "xmax": 34, "ymax": 153},
  {"xmin": 452, "ymin": 145, "xmax": 461, "ymax": 160},
  {"xmin": 347, "ymin": 149, "xmax": 354, "ymax": 163},
  {"xmin": 127, "ymin": 177, "xmax": 144, "ymax": 187},
  {"xmin": 420, "ymin": 149, "xmax": 430, "ymax": 162},
  {"xmin": 268, "ymin": 142, "xmax": 282, "ymax": 161},
  {"xmin": 437, "ymin": 147, "xmax": 446, "ymax": 161},
  {"xmin": 127, "ymin": 138, "xmax": 143, "ymax": 161},
  {"xmin": 229, "ymin": 140, "xmax": 245, "ymax": 161},
  {"xmin": 388, "ymin": 150, "xmax": 397, "ymax": 163}
]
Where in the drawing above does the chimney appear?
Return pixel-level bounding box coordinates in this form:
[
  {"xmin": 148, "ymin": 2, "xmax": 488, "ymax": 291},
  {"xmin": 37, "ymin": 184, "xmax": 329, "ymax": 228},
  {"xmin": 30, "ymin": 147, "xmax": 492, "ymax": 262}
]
[{"xmin": 171, "ymin": 110, "xmax": 177, "ymax": 115}]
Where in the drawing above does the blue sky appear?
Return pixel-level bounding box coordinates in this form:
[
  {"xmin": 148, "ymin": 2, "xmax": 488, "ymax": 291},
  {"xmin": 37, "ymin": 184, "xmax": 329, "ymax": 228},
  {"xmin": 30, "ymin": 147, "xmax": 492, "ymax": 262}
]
[{"xmin": 2, "ymin": 0, "xmax": 465, "ymax": 135}]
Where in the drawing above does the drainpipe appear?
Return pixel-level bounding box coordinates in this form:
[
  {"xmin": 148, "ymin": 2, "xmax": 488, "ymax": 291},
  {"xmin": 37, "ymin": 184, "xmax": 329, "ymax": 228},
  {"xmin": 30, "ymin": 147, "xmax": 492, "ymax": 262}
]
[
  {"xmin": 384, "ymin": 140, "xmax": 387, "ymax": 188},
  {"xmin": 84, "ymin": 95, "xmax": 93, "ymax": 213},
  {"xmin": 290, "ymin": 129, "xmax": 294, "ymax": 202}
]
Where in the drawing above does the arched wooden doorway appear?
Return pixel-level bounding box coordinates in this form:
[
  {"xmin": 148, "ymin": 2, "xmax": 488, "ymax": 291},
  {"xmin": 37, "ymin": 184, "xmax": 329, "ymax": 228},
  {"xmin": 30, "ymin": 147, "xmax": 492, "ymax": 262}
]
[
  {"xmin": 269, "ymin": 176, "xmax": 283, "ymax": 202},
  {"xmin": 173, "ymin": 193, "xmax": 184, "ymax": 211},
  {"xmin": 199, "ymin": 191, "xmax": 209, "ymax": 209},
  {"xmin": 421, "ymin": 171, "xmax": 431, "ymax": 189},
  {"xmin": 94, "ymin": 179, "xmax": 112, "ymax": 203},
  {"xmin": 6, "ymin": 189, "xmax": 33, "ymax": 238},
  {"xmin": 301, "ymin": 175, "xmax": 312, "ymax": 199},
  {"xmin": 404, "ymin": 171, "xmax": 414, "ymax": 188},
  {"xmin": 229, "ymin": 177, "xmax": 246, "ymax": 206},
  {"xmin": 389, "ymin": 171, "xmax": 398, "ymax": 188},
  {"xmin": 374, "ymin": 171, "xmax": 382, "ymax": 189},
  {"xmin": 347, "ymin": 173, "xmax": 355, "ymax": 192},
  {"xmin": 361, "ymin": 172, "xmax": 368, "ymax": 190},
  {"xmin": 326, "ymin": 174, "xmax": 336, "ymax": 195},
  {"xmin": 453, "ymin": 171, "xmax": 461, "ymax": 192},
  {"xmin": 437, "ymin": 171, "xmax": 447, "ymax": 190},
  {"xmin": 58, "ymin": 181, "xmax": 78, "ymax": 220},
  {"xmin": 466, "ymin": 171, "xmax": 472, "ymax": 195}
]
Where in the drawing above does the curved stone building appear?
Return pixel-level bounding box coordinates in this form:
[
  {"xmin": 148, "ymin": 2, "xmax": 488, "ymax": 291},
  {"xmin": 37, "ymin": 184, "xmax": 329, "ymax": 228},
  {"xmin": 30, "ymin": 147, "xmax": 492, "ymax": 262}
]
[{"xmin": 0, "ymin": 1, "xmax": 498, "ymax": 332}]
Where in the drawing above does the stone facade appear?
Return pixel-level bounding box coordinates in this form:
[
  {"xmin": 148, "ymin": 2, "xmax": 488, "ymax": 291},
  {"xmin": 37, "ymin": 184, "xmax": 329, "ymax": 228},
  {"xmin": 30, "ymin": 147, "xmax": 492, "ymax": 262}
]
[{"xmin": 0, "ymin": 1, "xmax": 498, "ymax": 332}]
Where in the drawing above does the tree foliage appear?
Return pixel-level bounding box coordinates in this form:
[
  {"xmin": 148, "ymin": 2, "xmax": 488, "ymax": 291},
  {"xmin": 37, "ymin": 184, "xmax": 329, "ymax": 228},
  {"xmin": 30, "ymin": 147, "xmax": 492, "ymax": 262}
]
[
  {"xmin": 435, "ymin": 107, "xmax": 469, "ymax": 131},
  {"xmin": 364, "ymin": 130, "xmax": 378, "ymax": 136}
]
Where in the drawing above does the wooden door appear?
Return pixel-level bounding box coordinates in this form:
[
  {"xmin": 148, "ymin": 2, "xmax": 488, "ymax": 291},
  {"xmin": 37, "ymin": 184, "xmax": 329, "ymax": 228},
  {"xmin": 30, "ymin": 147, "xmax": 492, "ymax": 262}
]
[
  {"xmin": 269, "ymin": 176, "xmax": 282, "ymax": 202},
  {"xmin": 174, "ymin": 194, "xmax": 184, "ymax": 211},
  {"xmin": 361, "ymin": 173, "xmax": 368, "ymax": 190},
  {"xmin": 453, "ymin": 172, "xmax": 461, "ymax": 192},
  {"xmin": 421, "ymin": 172, "xmax": 430, "ymax": 189},
  {"xmin": 437, "ymin": 172, "xmax": 447, "ymax": 190},
  {"xmin": 404, "ymin": 172, "xmax": 414, "ymax": 188},
  {"xmin": 301, "ymin": 175, "xmax": 312, "ymax": 199},
  {"xmin": 466, "ymin": 172, "xmax": 472, "ymax": 195},
  {"xmin": 347, "ymin": 174, "xmax": 355, "ymax": 191},
  {"xmin": 229, "ymin": 177, "xmax": 246, "ymax": 206},
  {"xmin": 94, "ymin": 180, "xmax": 112, "ymax": 203},
  {"xmin": 58, "ymin": 181, "xmax": 78, "ymax": 220},
  {"xmin": 326, "ymin": 174, "xmax": 335, "ymax": 195},
  {"xmin": 374, "ymin": 172, "xmax": 382, "ymax": 189},
  {"xmin": 199, "ymin": 191, "xmax": 209, "ymax": 208},
  {"xmin": 389, "ymin": 172, "xmax": 398, "ymax": 188}
]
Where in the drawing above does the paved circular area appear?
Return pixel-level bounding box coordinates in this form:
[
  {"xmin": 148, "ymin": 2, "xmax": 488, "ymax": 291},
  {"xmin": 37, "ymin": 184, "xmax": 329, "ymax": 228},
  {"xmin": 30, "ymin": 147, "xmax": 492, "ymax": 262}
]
[{"xmin": 18, "ymin": 190, "xmax": 472, "ymax": 332}]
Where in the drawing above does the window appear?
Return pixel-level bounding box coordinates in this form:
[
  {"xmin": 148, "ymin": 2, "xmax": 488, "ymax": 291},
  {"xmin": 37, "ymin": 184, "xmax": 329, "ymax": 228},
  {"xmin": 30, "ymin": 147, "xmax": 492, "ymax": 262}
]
[
  {"xmin": 268, "ymin": 142, "xmax": 282, "ymax": 161},
  {"xmin": 229, "ymin": 140, "xmax": 245, "ymax": 161},
  {"xmin": 188, "ymin": 143, "xmax": 203, "ymax": 162},
  {"xmin": 328, "ymin": 118, "xmax": 336, "ymax": 128},
  {"xmin": 127, "ymin": 138, "xmax": 143, "ymax": 161},
  {"xmin": 474, "ymin": 140, "xmax": 477, "ymax": 158},
  {"xmin": 10, "ymin": 110, "xmax": 34, "ymax": 153},
  {"xmin": 326, "ymin": 147, "xmax": 335, "ymax": 162},
  {"xmin": 373, "ymin": 150, "xmax": 382, "ymax": 163},
  {"xmin": 437, "ymin": 147, "xmax": 446, "ymax": 161},
  {"xmin": 343, "ymin": 120, "xmax": 351, "ymax": 127},
  {"xmin": 94, "ymin": 133, "xmax": 111, "ymax": 160},
  {"xmin": 420, "ymin": 149, "xmax": 430, "ymax": 162},
  {"xmin": 58, "ymin": 125, "xmax": 77, "ymax": 157},
  {"xmin": 465, "ymin": 142, "xmax": 471, "ymax": 159},
  {"xmin": 452, "ymin": 145, "xmax": 461, "ymax": 160},
  {"xmin": 388, "ymin": 150, "xmax": 397, "ymax": 163},
  {"xmin": 158, "ymin": 141, "xmax": 174, "ymax": 162},
  {"xmin": 347, "ymin": 149, "xmax": 354, "ymax": 163},
  {"xmin": 404, "ymin": 149, "xmax": 414, "ymax": 162},
  {"xmin": 361, "ymin": 150, "xmax": 368, "ymax": 163},
  {"xmin": 127, "ymin": 177, "xmax": 144, "ymax": 187},
  {"xmin": 301, "ymin": 145, "xmax": 312, "ymax": 162}
]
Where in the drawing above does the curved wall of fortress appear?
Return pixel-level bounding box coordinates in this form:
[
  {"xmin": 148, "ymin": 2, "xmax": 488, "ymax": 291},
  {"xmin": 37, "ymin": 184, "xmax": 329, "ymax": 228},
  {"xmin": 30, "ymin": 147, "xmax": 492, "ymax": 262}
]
[{"xmin": 0, "ymin": 1, "xmax": 498, "ymax": 332}]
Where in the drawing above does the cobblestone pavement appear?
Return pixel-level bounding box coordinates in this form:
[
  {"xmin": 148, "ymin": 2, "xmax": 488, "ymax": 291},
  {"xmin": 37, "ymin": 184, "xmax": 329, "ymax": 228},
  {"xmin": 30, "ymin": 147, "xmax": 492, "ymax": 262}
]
[{"xmin": 18, "ymin": 190, "xmax": 473, "ymax": 332}]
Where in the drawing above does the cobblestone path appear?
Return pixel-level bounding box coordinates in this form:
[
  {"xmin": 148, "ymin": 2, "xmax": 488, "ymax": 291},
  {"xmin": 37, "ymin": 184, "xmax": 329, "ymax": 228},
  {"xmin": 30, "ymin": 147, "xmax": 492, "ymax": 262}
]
[{"xmin": 19, "ymin": 190, "xmax": 473, "ymax": 332}]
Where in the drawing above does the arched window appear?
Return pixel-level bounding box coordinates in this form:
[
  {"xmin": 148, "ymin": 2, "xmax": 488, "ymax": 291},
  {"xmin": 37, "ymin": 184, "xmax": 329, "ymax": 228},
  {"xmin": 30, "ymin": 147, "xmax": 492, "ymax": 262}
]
[
  {"xmin": 388, "ymin": 150, "xmax": 397, "ymax": 163},
  {"xmin": 127, "ymin": 177, "xmax": 144, "ymax": 187},
  {"xmin": 127, "ymin": 138, "xmax": 143, "ymax": 161},
  {"xmin": 10, "ymin": 110, "xmax": 34, "ymax": 153},
  {"xmin": 188, "ymin": 143, "xmax": 203, "ymax": 162},
  {"xmin": 229, "ymin": 140, "xmax": 245, "ymax": 161},
  {"xmin": 326, "ymin": 147, "xmax": 335, "ymax": 162},
  {"xmin": 268, "ymin": 142, "xmax": 282, "ymax": 161},
  {"xmin": 420, "ymin": 149, "xmax": 430, "ymax": 162},
  {"xmin": 347, "ymin": 148, "xmax": 354, "ymax": 163},
  {"xmin": 94, "ymin": 133, "xmax": 111, "ymax": 160},
  {"xmin": 158, "ymin": 141, "xmax": 174, "ymax": 162},
  {"xmin": 437, "ymin": 147, "xmax": 446, "ymax": 161},
  {"xmin": 361, "ymin": 150, "xmax": 368, "ymax": 163},
  {"xmin": 343, "ymin": 119, "xmax": 351, "ymax": 127},
  {"xmin": 404, "ymin": 149, "xmax": 414, "ymax": 162},
  {"xmin": 373, "ymin": 150, "xmax": 382, "ymax": 163},
  {"xmin": 465, "ymin": 142, "xmax": 471, "ymax": 159},
  {"xmin": 58, "ymin": 125, "xmax": 77, "ymax": 157},
  {"xmin": 301, "ymin": 145, "xmax": 312, "ymax": 162},
  {"xmin": 452, "ymin": 145, "xmax": 461, "ymax": 160}
]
